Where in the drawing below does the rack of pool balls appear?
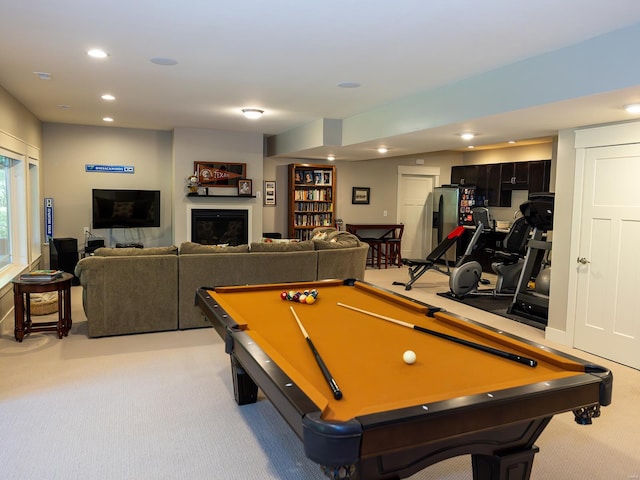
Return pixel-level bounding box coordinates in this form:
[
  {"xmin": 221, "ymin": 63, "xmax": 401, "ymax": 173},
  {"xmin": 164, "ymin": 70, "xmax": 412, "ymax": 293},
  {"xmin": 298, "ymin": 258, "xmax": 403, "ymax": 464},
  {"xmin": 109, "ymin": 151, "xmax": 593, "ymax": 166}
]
[{"xmin": 280, "ymin": 289, "xmax": 318, "ymax": 305}]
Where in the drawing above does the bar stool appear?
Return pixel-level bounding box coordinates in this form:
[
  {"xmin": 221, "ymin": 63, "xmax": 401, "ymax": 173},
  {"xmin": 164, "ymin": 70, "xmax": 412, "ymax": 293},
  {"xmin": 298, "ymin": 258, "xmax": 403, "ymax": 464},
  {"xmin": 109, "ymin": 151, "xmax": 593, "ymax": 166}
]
[
  {"xmin": 382, "ymin": 225, "xmax": 404, "ymax": 268},
  {"xmin": 361, "ymin": 238, "xmax": 384, "ymax": 268}
]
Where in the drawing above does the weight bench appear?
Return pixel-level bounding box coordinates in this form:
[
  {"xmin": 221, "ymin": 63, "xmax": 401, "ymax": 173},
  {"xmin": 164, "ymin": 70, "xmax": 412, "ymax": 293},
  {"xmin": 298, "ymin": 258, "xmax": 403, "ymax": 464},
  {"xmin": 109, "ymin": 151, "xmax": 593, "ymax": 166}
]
[{"xmin": 393, "ymin": 226, "xmax": 465, "ymax": 291}]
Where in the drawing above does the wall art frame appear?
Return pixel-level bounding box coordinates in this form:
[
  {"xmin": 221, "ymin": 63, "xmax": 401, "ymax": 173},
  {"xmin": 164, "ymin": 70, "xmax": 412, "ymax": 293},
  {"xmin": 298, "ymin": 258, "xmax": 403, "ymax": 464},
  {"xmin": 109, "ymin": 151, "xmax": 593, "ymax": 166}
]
[
  {"xmin": 194, "ymin": 161, "xmax": 246, "ymax": 187},
  {"xmin": 264, "ymin": 180, "xmax": 276, "ymax": 205},
  {"xmin": 237, "ymin": 178, "xmax": 253, "ymax": 196},
  {"xmin": 352, "ymin": 187, "xmax": 370, "ymax": 204}
]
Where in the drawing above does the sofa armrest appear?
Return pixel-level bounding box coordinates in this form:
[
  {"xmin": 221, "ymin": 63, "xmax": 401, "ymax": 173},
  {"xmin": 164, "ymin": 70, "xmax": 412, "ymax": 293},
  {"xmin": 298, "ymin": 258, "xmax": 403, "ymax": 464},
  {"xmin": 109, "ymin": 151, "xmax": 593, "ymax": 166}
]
[
  {"xmin": 76, "ymin": 255, "xmax": 178, "ymax": 337},
  {"xmin": 316, "ymin": 244, "xmax": 369, "ymax": 280}
]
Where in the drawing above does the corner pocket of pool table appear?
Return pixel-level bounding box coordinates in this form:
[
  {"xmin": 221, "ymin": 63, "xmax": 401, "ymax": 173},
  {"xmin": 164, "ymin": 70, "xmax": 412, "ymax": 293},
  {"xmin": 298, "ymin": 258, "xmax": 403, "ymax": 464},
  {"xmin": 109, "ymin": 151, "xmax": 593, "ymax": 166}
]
[{"xmin": 302, "ymin": 412, "xmax": 362, "ymax": 468}]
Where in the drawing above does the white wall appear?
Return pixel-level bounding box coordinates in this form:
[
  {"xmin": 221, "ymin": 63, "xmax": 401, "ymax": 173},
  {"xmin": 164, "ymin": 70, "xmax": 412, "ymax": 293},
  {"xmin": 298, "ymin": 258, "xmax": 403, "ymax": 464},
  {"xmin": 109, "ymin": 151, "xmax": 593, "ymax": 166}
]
[
  {"xmin": 42, "ymin": 123, "xmax": 174, "ymax": 248},
  {"xmin": 263, "ymin": 151, "xmax": 463, "ymax": 237},
  {"xmin": 172, "ymin": 128, "xmax": 264, "ymax": 245}
]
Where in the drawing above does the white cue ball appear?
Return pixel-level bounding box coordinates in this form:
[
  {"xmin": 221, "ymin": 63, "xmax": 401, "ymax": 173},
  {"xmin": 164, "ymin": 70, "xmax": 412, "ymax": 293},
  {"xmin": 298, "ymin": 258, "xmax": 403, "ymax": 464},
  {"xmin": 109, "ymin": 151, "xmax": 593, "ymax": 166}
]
[{"xmin": 403, "ymin": 350, "xmax": 417, "ymax": 365}]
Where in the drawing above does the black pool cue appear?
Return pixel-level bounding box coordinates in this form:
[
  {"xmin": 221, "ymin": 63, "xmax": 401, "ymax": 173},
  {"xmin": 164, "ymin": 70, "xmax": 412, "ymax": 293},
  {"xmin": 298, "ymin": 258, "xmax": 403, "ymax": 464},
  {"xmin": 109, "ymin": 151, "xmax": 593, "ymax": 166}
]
[
  {"xmin": 337, "ymin": 303, "xmax": 537, "ymax": 368},
  {"xmin": 289, "ymin": 306, "xmax": 343, "ymax": 400}
]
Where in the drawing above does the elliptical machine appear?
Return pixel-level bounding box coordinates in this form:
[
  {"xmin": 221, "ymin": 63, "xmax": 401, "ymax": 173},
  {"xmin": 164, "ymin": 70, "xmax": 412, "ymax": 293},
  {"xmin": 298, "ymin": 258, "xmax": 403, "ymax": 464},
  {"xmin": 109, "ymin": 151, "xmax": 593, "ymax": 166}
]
[
  {"xmin": 448, "ymin": 208, "xmax": 491, "ymax": 297},
  {"xmin": 449, "ymin": 207, "xmax": 532, "ymax": 298}
]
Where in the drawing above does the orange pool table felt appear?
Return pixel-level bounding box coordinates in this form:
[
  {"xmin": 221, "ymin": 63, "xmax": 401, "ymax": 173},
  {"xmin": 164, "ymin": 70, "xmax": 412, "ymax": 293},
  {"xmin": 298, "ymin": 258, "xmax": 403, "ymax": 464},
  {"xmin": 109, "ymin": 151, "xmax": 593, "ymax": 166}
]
[{"xmin": 210, "ymin": 281, "xmax": 584, "ymax": 422}]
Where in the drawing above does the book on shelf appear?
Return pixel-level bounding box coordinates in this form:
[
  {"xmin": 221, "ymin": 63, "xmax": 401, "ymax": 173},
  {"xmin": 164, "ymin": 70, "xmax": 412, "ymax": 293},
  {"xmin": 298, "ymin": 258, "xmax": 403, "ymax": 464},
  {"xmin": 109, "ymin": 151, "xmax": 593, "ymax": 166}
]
[{"xmin": 19, "ymin": 269, "xmax": 64, "ymax": 282}]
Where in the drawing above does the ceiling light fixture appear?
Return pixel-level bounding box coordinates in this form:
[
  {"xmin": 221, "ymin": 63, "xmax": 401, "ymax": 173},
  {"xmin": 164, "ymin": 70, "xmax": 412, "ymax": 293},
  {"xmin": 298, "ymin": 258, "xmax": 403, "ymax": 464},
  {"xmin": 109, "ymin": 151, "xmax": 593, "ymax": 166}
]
[
  {"xmin": 337, "ymin": 81, "xmax": 361, "ymax": 89},
  {"xmin": 508, "ymin": 140, "xmax": 517, "ymax": 144},
  {"xmin": 87, "ymin": 49, "xmax": 108, "ymax": 58},
  {"xmin": 101, "ymin": 94, "xmax": 115, "ymax": 101},
  {"xmin": 242, "ymin": 108, "xmax": 264, "ymax": 119},
  {"xmin": 33, "ymin": 71, "xmax": 51, "ymax": 80},
  {"xmin": 102, "ymin": 117, "xmax": 114, "ymax": 122},
  {"xmin": 327, "ymin": 155, "xmax": 335, "ymax": 161},
  {"xmin": 460, "ymin": 132, "xmax": 475, "ymax": 141},
  {"xmin": 624, "ymin": 104, "xmax": 640, "ymax": 114},
  {"xmin": 150, "ymin": 57, "xmax": 178, "ymax": 66},
  {"xmin": 377, "ymin": 147, "xmax": 388, "ymax": 154}
]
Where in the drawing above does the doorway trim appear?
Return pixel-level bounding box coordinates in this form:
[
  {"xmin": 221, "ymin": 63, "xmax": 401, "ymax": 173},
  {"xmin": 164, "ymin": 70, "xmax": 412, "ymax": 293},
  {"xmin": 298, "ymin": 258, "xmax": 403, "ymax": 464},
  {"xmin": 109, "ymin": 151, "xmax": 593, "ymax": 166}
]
[{"xmin": 396, "ymin": 166, "xmax": 441, "ymax": 258}]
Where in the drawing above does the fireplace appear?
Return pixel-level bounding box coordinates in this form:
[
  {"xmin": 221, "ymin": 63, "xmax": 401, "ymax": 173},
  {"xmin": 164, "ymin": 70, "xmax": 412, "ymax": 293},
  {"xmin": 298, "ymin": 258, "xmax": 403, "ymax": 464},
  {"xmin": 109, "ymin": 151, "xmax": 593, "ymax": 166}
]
[{"xmin": 191, "ymin": 209, "xmax": 249, "ymax": 246}]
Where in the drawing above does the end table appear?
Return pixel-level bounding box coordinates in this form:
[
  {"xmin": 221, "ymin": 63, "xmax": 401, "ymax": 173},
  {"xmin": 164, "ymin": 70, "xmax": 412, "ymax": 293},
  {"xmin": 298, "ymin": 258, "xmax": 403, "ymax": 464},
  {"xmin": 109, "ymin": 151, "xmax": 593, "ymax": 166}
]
[{"xmin": 12, "ymin": 272, "xmax": 74, "ymax": 342}]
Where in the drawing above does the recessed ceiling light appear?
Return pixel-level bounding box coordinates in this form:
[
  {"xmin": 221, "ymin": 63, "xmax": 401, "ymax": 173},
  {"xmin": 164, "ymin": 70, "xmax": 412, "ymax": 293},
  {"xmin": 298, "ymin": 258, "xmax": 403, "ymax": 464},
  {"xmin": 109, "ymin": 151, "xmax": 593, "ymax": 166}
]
[
  {"xmin": 460, "ymin": 132, "xmax": 475, "ymax": 141},
  {"xmin": 508, "ymin": 140, "xmax": 517, "ymax": 144},
  {"xmin": 467, "ymin": 145, "xmax": 475, "ymax": 149},
  {"xmin": 327, "ymin": 155, "xmax": 335, "ymax": 161},
  {"xmin": 338, "ymin": 82, "xmax": 361, "ymax": 88},
  {"xmin": 624, "ymin": 104, "xmax": 640, "ymax": 114},
  {"xmin": 150, "ymin": 57, "xmax": 178, "ymax": 66},
  {"xmin": 377, "ymin": 147, "xmax": 388, "ymax": 154},
  {"xmin": 101, "ymin": 94, "xmax": 115, "ymax": 101},
  {"xmin": 241, "ymin": 108, "xmax": 264, "ymax": 119},
  {"xmin": 102, "ymin": 117, "xmax": 114, "ymax": 122},
  {"xmin": 87, "ymin": 49, "xmax": 108, "ymax": 58}
]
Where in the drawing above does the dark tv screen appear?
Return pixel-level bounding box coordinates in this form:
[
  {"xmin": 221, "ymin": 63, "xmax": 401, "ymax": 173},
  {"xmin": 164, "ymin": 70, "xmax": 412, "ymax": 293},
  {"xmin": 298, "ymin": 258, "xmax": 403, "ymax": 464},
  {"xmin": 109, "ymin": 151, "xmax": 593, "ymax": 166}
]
[{"xmin": 92, "ymin": 189, "xmax": 160, "ymax": 229}]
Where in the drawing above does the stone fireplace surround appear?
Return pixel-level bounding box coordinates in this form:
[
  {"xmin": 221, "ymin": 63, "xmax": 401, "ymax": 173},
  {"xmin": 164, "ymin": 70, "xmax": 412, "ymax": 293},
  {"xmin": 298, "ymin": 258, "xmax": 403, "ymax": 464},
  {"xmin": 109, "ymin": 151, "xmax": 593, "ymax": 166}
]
[{"xmin": 188, "ymin": 205, "xmax": 252, "ymax": 246}]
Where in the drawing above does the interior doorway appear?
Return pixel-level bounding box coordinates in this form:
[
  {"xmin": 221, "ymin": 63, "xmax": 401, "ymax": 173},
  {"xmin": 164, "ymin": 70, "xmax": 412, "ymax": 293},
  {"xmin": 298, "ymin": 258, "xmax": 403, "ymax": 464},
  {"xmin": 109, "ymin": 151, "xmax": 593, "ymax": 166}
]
[
  {"xmin": 572, "ymin": 143, "xmax": 640, "ymax": 369},
  {"xmin": 396, "ymin": 166, "xmax": 440, "ymax": 260}
]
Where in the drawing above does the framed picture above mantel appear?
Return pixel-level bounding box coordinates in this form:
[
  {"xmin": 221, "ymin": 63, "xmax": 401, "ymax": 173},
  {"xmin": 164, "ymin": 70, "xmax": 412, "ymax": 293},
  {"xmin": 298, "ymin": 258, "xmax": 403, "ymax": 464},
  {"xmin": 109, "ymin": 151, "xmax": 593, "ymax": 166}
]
[{"xmin": 194, "ymin": 162, "xmax": 246, "ymax": 187}]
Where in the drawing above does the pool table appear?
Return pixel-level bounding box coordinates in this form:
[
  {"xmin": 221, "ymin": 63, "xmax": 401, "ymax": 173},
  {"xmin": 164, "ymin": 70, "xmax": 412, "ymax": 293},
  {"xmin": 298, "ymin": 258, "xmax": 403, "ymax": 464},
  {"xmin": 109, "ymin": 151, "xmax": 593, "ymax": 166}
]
[{"xmin": 195, "ymin": 279, "xmax": 612, "ymax": 480}]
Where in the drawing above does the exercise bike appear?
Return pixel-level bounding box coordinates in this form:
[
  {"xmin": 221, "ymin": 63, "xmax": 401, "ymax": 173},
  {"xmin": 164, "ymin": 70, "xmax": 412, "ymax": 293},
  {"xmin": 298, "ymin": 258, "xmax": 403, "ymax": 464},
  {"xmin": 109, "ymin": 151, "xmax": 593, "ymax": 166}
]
[{"xmin": 449, "ymin": 208, "xmax": 532, "ymax": 298}]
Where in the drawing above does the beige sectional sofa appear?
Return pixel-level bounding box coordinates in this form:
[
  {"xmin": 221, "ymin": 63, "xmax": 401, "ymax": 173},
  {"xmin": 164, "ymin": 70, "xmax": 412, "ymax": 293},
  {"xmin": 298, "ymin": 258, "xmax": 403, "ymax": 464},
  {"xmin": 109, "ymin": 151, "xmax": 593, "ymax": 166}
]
[{"xmin": 74, "ymin": 230, "xmax": 368, "ymax": 338}]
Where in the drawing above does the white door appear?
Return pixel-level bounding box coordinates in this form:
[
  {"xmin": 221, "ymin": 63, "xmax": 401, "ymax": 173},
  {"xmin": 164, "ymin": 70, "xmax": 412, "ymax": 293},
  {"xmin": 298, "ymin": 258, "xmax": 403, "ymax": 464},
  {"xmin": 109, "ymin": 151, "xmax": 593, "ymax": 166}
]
[
  {"xmin": 574, "ymin": 144, "xmax": 640, "ymax": 369},
  {"xmin": 397, "ymin": 168, "xmax": 437, "ymax": 260}
]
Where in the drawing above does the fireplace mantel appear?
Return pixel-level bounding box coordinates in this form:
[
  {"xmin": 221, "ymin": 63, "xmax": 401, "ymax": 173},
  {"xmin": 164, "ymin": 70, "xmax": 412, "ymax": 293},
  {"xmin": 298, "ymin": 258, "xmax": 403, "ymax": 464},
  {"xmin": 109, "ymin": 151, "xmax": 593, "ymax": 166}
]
[{"xmin": 186, "ymin": 193, "xmax": 256, "ymax": 198}]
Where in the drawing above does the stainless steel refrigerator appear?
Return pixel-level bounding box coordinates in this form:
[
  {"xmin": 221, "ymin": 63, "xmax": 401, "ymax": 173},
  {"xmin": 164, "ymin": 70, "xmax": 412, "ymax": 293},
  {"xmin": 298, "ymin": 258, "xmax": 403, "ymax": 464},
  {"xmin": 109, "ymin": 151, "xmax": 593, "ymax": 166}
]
[{"xmin": 432, "ymin": 185, "xmax": 477, "ymax": 262}]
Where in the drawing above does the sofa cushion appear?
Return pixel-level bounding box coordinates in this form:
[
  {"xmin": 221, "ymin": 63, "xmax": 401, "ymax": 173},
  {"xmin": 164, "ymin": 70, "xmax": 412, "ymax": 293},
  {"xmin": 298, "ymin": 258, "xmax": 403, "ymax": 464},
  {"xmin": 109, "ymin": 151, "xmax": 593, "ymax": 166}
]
[
  {"xmin": 313, "ymin": 231, "xmax": 361, "ymax": 249},
  {"xmin": 310, "ymin": 227, "xmax": 337, "ymax": 240},
  {"xmin": 250, "ymin": 240, "xmax": 314, "ymax": 252},
  {"xmin": 179, "ymin": 242, "xmax": 250, "ymax": 254},
  {"xmin": 94, "ymin": 245, "xmax": 178, "ymax": 256}
]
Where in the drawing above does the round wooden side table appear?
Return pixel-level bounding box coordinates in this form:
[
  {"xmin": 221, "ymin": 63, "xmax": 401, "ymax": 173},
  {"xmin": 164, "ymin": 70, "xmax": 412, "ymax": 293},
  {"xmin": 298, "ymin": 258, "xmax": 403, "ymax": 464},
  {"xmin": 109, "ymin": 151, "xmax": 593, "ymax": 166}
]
[{"xmin": 12, "ymin": 272, "xmax": 74, "ymax": 342}]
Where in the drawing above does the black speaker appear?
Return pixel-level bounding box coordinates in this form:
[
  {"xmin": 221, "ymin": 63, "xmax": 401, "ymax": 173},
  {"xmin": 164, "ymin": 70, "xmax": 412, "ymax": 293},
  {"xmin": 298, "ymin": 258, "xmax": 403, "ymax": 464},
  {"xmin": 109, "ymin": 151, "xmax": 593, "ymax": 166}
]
[
  {"xmin": 51, "ymin": 237, "xmax": 80, "ymax": 285},
  {"xmin": 85, "ymin": 238, "xmax": 105, "ymax": 254}
]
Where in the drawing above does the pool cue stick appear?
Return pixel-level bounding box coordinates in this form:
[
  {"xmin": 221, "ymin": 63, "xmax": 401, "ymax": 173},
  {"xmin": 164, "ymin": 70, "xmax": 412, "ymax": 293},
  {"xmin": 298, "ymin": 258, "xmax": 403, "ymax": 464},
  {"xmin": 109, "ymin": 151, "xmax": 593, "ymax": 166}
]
[
  {"xmin": 289, "ymin": 306, "xmax": 343, "ymax": 400},
  {"xmin": 337, "ymin": 303, "xmax": 537, "ymax": 368}
]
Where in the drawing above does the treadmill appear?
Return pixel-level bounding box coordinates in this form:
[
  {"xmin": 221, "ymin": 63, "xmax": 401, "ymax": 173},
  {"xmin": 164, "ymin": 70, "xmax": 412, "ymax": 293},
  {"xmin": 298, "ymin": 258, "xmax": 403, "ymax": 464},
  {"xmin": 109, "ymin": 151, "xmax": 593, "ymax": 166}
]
[{"xmin": 507, "ymin": 193, "xmax": 554, "ymax": 325}]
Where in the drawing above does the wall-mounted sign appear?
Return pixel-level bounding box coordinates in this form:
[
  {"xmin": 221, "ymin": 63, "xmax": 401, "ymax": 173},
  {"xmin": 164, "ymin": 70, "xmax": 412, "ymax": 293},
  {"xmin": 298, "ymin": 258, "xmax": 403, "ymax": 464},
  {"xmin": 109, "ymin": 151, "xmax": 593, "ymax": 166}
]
[
  {"xmin": 45, "ymin": 197, "xmax": 53, "ymax": 241},
  {"xmin": 85, "ymin": 164, "xmax": 134, "ymax": 174}
]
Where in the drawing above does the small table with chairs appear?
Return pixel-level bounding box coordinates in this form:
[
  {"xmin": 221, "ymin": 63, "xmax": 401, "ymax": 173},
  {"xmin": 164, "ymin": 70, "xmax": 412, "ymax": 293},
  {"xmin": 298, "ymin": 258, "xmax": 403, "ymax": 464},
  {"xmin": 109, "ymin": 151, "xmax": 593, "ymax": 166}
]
[
  {"xmin": 346, "ymin": 223, "xmax": 404, "ymax": 268},
  {"xmin": 12, "ymin": 272, "xmax": 74, "ymax": 342}
]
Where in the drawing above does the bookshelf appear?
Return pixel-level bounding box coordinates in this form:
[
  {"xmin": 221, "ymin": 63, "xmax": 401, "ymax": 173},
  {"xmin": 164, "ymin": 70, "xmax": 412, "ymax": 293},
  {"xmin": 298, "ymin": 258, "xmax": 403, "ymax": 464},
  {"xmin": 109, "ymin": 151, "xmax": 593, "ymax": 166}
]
[{"xmin": 288, "ymin": 163, "xmax": 337, "ymax": 240}]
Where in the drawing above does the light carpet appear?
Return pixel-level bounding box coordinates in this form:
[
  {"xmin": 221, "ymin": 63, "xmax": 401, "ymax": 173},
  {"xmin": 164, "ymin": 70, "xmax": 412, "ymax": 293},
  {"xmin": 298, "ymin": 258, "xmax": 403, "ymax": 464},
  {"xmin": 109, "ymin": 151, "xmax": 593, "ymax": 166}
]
[{"xmin": 0, "ymin": 273, "xmax": 639, "ymax": 479}]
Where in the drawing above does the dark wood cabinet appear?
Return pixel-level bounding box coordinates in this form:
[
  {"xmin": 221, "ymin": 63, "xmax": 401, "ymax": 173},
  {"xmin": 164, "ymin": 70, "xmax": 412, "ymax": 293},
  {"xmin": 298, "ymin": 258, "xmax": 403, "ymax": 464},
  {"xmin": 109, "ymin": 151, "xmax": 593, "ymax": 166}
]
[
  {"xmin": 484, "ymin": 163, "xmax": 502, "ymax": 206},
  {"xmin": 500, "ymin": 162, "xmax": 529, "ymax": 190},
  {"xmin": 450, "ymin": 160, "xmax": 551, "ymax": 208},
  {"xmin": 528, "ymin": 160, "xmax": 552, "ymax": 194},
  {"xmin": 451, "ymin": 165, "xmax": 478, "ymax": 186}
]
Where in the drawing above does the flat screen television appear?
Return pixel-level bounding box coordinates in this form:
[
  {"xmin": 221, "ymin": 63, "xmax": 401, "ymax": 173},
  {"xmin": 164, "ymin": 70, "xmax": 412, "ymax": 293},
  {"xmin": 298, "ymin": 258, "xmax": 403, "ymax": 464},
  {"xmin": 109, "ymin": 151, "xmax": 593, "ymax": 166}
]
[{"xmin": 92, "ymin": 189, "xmax": 160, "ymax": 229}]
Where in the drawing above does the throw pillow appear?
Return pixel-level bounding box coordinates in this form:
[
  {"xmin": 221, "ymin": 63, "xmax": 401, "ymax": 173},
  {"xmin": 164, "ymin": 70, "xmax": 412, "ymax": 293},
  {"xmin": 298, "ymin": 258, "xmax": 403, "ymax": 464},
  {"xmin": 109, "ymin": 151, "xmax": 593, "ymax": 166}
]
[{"xmin": 313, "ymin": 232, "xmax": 361, "ymax": 250}]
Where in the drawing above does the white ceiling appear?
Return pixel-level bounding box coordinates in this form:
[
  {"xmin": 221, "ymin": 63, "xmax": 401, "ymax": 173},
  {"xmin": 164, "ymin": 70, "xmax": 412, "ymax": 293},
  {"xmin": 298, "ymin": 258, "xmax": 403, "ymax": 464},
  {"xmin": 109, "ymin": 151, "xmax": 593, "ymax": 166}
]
[{"xmin": 2, "ymin": 0, "xmax": 640, "ymax": 160}]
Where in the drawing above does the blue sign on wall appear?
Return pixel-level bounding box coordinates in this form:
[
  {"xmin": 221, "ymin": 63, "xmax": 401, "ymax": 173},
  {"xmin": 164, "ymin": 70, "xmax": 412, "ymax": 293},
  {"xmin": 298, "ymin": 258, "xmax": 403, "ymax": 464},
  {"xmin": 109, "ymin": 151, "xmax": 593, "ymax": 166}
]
[
  {"xmin": 45, "ymin": 197, "xmax": 53, "ymax": 241},
  {"xmin": 85, "ymin": 164, "xmax": 134, "ymax": 174}
]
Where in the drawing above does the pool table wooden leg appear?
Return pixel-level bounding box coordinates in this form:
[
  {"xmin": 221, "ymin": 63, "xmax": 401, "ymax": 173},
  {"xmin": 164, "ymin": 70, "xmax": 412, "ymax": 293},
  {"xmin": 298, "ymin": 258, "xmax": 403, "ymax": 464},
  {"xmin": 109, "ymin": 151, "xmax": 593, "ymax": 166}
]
[
  {"xmin": 230, "ymin": 356, "xmax": 258, "ymax": 405},
  {"xmin": 471, "ymin": 446, "xmax": 539, "ymax": 480}
]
